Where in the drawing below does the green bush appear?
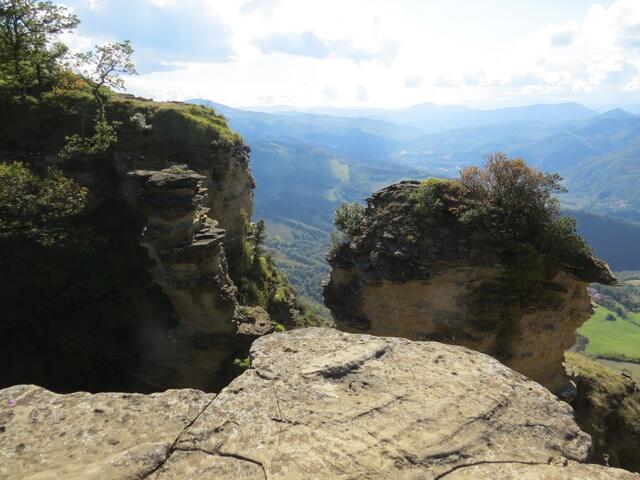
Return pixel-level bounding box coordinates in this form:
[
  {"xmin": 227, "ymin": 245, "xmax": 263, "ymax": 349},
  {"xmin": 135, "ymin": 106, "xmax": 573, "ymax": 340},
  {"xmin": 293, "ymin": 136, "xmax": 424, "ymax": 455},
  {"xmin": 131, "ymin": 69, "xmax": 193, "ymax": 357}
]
[
  {"xmin": 411, "ymin": 177, "xmax": 458, "ymax": 216},
  {"xmin": 59, "ymin": 113, "xmax": 119, "ymax": 159},
  {"xmin": 233, "ymin": 356, "xmax": 251, "ymax": 369},
  {"xmin": 330, "ymin": 201, "xmax": 365, "ymax": 253},
  {"xmin": 0, "ymin": 161, "xmax": 88, "ymax": 245},
  {"xmin": 334, "ymin": 201, "xmax": 365, "ymax": 238},
  {"xmin": 539, "ymin": 216, "xmax": 590, "ymax": 264},
  {"xmin": 457, "ymin": 153, "xmax": 590, "ymax": 283},
  {"xmin": 459, "ymin": 154, "xmax": 568, "ymax": 243}
]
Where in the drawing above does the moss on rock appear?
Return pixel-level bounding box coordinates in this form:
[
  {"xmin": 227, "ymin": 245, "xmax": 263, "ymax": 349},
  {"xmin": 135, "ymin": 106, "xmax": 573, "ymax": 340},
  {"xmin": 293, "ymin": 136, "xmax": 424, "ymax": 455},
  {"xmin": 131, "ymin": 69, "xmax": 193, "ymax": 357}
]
[{"xmin": 566, "ymin": 352, "xmax": 640, "ymax": 472}]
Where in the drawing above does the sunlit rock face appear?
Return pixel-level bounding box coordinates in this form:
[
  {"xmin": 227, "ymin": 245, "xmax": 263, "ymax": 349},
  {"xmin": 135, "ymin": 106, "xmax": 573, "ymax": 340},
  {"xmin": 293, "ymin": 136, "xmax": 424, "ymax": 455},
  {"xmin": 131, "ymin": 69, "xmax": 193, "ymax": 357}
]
[
  {"xmin": 2, "ymin": 328, "xmax": 638, "ymax": 479},
  {"xmin": 324, "ymin": 181, "xmax": 616, "ymax": 396},
  {"xmin": 123, "ymin": 168, "xmax": 262, "ymax": 391}
]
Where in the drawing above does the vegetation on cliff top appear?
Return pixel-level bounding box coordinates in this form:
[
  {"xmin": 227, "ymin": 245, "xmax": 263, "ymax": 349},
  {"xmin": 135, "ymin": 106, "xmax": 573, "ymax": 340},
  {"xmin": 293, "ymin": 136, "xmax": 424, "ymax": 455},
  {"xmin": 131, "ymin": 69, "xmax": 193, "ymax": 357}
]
[
  {"xmin": 330, "ymin": 201, "xmax": 365, "ymax": 254},
  {"xmin": 331, "ymin": 154, "xmax": 591, "ymax": 289},
  {"xmin": 0, "ymin": 161, "xmax": 88, "ymax": 245},
  {"xmin": 0, "ymin": 0, "xmax": 239, "ymax": 158},
  {"xmin": 455, "ymin": 154, "xmax": 590, "ymax": 287},
  {"xmin": 1, "ymin": 90, "xmax": 241, "ymax": 159}
]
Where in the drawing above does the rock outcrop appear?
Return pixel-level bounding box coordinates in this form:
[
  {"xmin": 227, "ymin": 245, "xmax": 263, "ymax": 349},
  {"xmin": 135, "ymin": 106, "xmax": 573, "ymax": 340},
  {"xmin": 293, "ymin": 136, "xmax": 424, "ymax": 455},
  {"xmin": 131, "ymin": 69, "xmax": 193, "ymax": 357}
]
[
  {"xmin": 0, "ymin": 95, "xmax": 295, "ymax": 393},
  {"xmin": 108, "ymin": 98, "xmax": 256, "ymax": 275},
  {"xmin": 1, "ymin": 329, "xmax": 637, "ymax": 479},
  {"xmin": 324, "ymin": 181, "xmax": 617, "ymax": 397},
  {"xmin": 120, "ymin": 167, "xmax": 272, "ymax": 390}
]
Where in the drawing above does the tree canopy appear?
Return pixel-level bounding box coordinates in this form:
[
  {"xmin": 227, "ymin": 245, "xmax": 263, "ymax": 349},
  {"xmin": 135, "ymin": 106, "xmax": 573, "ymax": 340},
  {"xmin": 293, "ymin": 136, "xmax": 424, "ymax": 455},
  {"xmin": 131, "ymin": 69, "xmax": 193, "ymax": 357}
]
[
  {"xmin": 0, "ymin": 0, "xmax": 79, "ymax": 96},
  {"xmin": 0, "ymin": 161, "xmax": 87, "ymax": 245},
  {"xmin": 72, "ymin": 40, "xmax": 137, "ymax": 106},
  {"xmin": 330, "ymin": 201, "xmax": 365, "ymax": 253},
  {"xmin": 62, "ymin": 42, "xmax": 138, "ymax": 159},
  {"xmin": 458, "ymin": 153, "xmax": 566, "ymax": 245}
]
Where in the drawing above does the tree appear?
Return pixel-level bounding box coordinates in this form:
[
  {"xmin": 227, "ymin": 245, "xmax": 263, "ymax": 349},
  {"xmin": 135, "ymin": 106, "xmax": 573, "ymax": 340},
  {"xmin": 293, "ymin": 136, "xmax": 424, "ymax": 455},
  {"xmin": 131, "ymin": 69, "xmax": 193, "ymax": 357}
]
[
  {"xmin": 458, "ymin": 153, "xmax": 566, "ymax": 244},
  {"xmin": 61, "ymin": 41, "xmax": 137, "ymax": 158},
  {"xmin": 0, "ymin": 0, "xmax": 79, "ymax": 95},
  {"xmin": 72, "ymin": 40, "xmax": 137, "ymax": 110},
  {"xmin": 0, "ymin": 161, "xmax": 87, "ymax": 245},
  {"xmin": 252, "ymin": 219, "xmax": 266, "ymax": 266},
  {"xmin": 334, "ymin": 202, "xmax": 365, "ymax": 239},
  {"xmin": 455, "ymin": 153, "xmax": 589, "ymax": 280},
  {"xmin": 330, "ymin": 202, "xmax": 365, "ymax": 253}
]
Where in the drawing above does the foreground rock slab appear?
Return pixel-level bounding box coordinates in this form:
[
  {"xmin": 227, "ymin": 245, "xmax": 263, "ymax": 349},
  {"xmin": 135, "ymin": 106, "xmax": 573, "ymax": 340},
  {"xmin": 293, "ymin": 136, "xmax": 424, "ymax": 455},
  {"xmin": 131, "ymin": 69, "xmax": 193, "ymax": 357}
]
[
  {"xmin": 1, "ymin": 329, "xmax": 637, "ymax": 479},
  {"xmin": 0, "ymin": 387, "xmax": 215, "ymax": 479}
]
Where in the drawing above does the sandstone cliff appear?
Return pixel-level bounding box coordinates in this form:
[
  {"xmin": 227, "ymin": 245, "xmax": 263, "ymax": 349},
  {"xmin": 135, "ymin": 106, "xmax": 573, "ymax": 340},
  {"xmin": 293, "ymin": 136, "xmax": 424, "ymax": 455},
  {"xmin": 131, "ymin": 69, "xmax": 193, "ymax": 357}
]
[
  {"xmin": 0, "ymin": 94, "xmax": 297, "ymax": 393},
  {"xmin": 121, "ymin": 167, "xmax": 274, "ymax": 390},
  {"xmin": 1, "ymin": 328, "xmax": 637, "ymax": 479},
  {"xmin": 324, "ymin": 180, "xmax": 616, "ymax": 397}
]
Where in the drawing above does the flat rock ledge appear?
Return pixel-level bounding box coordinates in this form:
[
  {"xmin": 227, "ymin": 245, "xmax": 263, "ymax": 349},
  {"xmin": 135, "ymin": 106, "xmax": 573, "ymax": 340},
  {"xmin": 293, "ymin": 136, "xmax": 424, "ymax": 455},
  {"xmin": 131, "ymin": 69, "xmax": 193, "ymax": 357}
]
[{"xmin": 1, "ymin": 328, "xmax": 637, "ymax": 480}]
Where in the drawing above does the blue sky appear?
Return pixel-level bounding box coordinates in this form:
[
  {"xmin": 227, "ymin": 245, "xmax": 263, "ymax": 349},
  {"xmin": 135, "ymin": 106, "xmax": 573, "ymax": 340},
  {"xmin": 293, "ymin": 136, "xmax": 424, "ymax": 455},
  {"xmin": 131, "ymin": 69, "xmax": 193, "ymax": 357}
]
[{"xmin": 60, "ymin": 0, "xmax": 640, "ymax": 110}]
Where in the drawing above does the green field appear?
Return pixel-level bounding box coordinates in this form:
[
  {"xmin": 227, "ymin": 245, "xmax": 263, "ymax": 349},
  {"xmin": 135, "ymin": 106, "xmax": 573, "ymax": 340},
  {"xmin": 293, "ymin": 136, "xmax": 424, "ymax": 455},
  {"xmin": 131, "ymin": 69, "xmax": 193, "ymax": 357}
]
[
  {"xmin": 596, "ymin": 358, "xmax": 640, "ymax": 383},
  {"xmin": 577, "ymin": 305, "xmax": 640, "ymax": 363}
]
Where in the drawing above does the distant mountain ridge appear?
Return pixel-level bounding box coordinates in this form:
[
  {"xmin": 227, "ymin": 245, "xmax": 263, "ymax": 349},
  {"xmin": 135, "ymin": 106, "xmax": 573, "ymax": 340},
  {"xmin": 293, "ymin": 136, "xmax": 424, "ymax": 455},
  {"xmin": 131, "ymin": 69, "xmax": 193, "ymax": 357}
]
[
  {"xmin": 213, "ymin": 100, "xmax": 598, "ymax": 134},
  {"xmin": 187, "ymin": 97, "xmax": 639, "ymax": 220}
]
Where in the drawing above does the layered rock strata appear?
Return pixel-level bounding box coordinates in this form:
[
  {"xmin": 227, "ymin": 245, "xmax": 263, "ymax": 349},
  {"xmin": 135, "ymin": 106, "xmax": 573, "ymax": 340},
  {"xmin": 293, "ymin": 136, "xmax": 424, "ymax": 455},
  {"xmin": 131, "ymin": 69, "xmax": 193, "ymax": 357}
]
[
  {"xmin": 122, "ymin": 168, "xmax": 274, "ymax": 390},
  {"xmin": 324, "ymin": 181, "xmax": 617, "ymax": 396},
  {"xmin": 0, "ymin": 329, "xmax": 637, "ymax": 479}
]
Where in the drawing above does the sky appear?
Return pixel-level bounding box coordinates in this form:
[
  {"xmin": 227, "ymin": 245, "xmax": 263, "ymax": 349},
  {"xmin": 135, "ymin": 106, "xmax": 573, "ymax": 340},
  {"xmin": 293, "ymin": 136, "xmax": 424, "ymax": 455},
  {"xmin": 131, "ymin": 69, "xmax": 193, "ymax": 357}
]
[{"xmin": 60, "ymin": 0, "xmax": 640, "ymax": 110}]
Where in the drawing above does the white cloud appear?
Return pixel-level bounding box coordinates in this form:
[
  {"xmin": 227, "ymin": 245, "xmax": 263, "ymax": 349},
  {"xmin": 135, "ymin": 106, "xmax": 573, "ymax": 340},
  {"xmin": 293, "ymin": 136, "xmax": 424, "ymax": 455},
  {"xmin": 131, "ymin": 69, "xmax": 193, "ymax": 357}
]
[
  {"xmin": 404, "ymin": 75, "xmax": 422, "ymax": 88},
  {"xmin": 323, "ymin": 86, "xmax": 339, "ymax": 102},
  {"xmin": 82, "ymin": 0, "xmax": 107, "ymax": 10},
  {"xmin": 506, "ymin": 72, "xmax": 548, "ymax": 87},
  {"xmin": 240, "ymin": 0, "xmax": 281, "ymax": 15},
  {"xmin": 433, "ymin": 76, "xmax": 457, "ymax": 88},
  {"xmin": 549, "ymin": 23, "xmax": 579, "ymax": 47},
  {"xmin": 355, "ymin": 85, "xmax": 369, "ymax": 103},
  {"xmin": 64, "ymin": 0, "xmax": 640, "ymax": 108},
  {"xmin": 253, "ymin": 30, "xmax": 398, "ymax": 64},
  {"xmin": 145, "ymin": 0, "xmax": 176, "ymax": 6}
]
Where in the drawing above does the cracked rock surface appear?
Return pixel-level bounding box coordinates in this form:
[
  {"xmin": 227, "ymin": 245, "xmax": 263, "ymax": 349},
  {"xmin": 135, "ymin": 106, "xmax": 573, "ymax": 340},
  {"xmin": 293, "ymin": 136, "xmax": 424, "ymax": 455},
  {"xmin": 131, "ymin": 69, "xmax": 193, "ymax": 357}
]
[
  {"xmin": 1, "ymin": 328, "xmax": 638, "ymax": 479},
  {"xmin": 0, "ymin": 386, "xmax": 215, "ymax": 479}
]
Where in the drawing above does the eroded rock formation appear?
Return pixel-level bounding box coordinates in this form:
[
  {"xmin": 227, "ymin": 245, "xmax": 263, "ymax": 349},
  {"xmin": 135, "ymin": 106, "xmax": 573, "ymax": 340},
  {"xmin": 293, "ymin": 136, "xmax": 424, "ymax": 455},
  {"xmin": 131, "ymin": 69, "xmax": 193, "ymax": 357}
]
[
  {"xmin": 0, "ymin": 95, "xmax": 294, "ymax": 393},
  {"xmin": 0, "ymin": 329, "xmax": 637, "ymax": 479},
  {"xmin": 121, "ymin": 167, "xmax": 272, "ymax": 390},
  {"xmin": 324, "ymin": 181, "xmax": 617, "ymax": 396}
]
